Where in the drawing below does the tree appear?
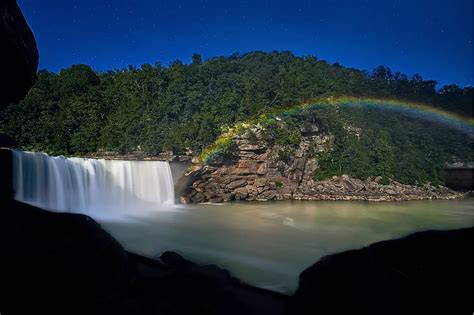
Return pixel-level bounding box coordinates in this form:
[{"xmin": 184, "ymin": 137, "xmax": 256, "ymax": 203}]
[{"xmin": 192, "ymin": 53, "xmax": 202, "ymax": 65}]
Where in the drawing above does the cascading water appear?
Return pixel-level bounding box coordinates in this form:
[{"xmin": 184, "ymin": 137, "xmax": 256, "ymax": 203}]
[{"xmin": 12, "ymin": 150, "xmax": 175, "ymax": 218}]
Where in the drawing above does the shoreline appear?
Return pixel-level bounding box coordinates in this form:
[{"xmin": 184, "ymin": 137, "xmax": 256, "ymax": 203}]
[
  {"xmin": 188, "ymin": 193, "xmax": 465, "ymax": 204},
  {"xmin": 183, "ymin": 169, "xmax": 464, "ymax": 204}
]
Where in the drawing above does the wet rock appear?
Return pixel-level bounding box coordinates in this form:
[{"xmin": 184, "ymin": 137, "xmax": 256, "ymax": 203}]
[
  {"xmin": 222, "ymin": 193, "xmax": 233, "ymax": 202},
  {"xmin": 180, "ymin": 195, "xmax": 191, "ymax": 204},
  {"xmin": 209, "ymin": 197, "xmax": 224, "ymax": 203},
  {"xmin": 234, "ymin": 187, "xmax": 249, "ymax": 200},
  {"xmin": 192, "ymin": 192, "xmax": 206, "ymax": 203}
]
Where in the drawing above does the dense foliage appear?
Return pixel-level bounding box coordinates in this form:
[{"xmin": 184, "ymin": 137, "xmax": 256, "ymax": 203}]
[
  {"xmin": 1, "ymin": 51, "xmax": 472, "ymax": 157},
  {"xmin": 259, "ymin": 106, "xmax": 472, "ymax": 185}
]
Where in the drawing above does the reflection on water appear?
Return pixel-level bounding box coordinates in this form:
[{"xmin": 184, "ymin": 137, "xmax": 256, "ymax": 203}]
[{"xmin": 100, "ymin": 199, "xmax": 474, "ymax": 293}]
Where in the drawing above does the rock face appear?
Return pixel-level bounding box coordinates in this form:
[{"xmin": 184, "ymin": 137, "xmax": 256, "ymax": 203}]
[
  {"xmin": 287, "ymin": 227, "xmax": 473, "ymax": 315},
  {"xmin": 0, "ymin": 0, "xmax": 39, "ymax": 107},
  {"xmin": 185, "ymin": 124, "xmax": 461, "ymax": 203}
]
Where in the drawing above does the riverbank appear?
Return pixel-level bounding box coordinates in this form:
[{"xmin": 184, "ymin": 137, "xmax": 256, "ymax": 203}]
[{"xmin": 182, "ymin": 168, "xmax": 463, "ymax": 204}]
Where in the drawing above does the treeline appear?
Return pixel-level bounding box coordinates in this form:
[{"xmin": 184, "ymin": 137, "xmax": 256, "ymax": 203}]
[{"xmin": 0, "ymin": 51, "xmax": 472, "ymax": 156}]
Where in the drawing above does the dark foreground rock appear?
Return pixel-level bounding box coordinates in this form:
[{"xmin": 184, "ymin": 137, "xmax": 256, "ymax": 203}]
[
  {"xmin": 0, "ymin": 0, "xmax": 38, "ymax": 107},
  {"xmin": 0, "ymin": 199, "xmax": 286, "ymax": 315},
  {"xmin": 0, "ymin": 199, "xmax": 472, "ymax": 314},
  {"xmin": 287, "ymin": 227, "xmax": 473, "ymax": 315}
]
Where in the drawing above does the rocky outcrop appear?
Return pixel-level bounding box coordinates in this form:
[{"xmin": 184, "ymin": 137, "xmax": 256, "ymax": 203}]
[
  {"xmin": 184, "ymin": 125, "xmax": 461, "ymax": 203},
  {"xmin": 287, "ymin": 227, "xmax": 473, "ymax": 315},
  {"xmin": 0, "ymin": 0, "xmax": 38, "ymax": 107}
]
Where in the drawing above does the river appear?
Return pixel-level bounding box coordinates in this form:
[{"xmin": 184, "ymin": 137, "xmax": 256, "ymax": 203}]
[{"xmin": 100, "ymin": 198, "xmax": 474, "ymax": 294}]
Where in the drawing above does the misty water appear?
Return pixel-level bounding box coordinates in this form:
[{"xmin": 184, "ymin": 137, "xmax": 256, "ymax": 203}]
[{"xmin": 100, "ymin": 199, "xmax": 474, "ymax": 294}]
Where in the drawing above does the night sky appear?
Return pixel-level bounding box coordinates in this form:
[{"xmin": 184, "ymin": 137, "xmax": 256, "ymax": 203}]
[{"xmin": 18, "ymin": 0, "xmax": 472, "ymax": 87}]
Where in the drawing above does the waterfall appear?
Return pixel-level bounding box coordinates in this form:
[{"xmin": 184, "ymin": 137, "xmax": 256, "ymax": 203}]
[{"xmin": 12, "ymin": 150, "xmax": 175, "ymax": 218}]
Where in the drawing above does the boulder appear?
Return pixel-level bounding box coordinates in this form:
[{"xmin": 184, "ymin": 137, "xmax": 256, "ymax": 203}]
[
  {"xmin": 256, "ymin": 162, "xmax": 268, "ymax": 175},
  {"xmin": 226, "ymin": 179, "xmax": 247, "ymax": 190},
  {"xmin": 192, "ymin": 192, "xmax": 206, "ymax": 203},
  {"xmin": 234, "ymin": 187, "xmax": 249, "ymax": 200},
  {"xmin": 0, "ymin": 200, "xmax": 132, "ymax": 312},
  {"xmin": 209, "ymin": 196, "xmax": 224, "ymax": 203},
  {"xmin": 288, "ymin": 228, "xmax": 473, "ymax": 315}
]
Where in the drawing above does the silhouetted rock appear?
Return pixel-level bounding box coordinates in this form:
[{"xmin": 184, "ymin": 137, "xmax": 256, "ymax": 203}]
[
  {"xmin": 287, "ymin": 227, "xmax": 473, "ymax": 315},
  {"xmin": 0, "ymin": 0, "xmax": 38, "ymax": 107},
  {"xmin": 0, "ymin": 200, "xmax": 286, "ymax": 315},
  {"xmin": 0, "ymin": 148, "xmax": 13, "ymax": 200},
  {"xmin": 161, "ymin": 250, "xmax": 193, "ymax": 267},
  {"xmin": 0, "ymin": 200, "xmax": 133, "ymax": 314}
]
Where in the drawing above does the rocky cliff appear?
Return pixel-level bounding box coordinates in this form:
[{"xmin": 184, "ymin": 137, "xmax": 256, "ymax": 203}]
[{"xmin": 183, "ymin": 123, "xmax": 461, "ymax": 203}]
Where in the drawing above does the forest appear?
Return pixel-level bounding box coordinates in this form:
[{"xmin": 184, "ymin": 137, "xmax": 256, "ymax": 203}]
[{"xmin": 0, "ymin": 51, "xmax": 472, "ymax": 184}]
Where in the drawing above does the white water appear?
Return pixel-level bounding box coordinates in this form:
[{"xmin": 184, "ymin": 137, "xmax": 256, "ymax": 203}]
[{"xmin": 12, "ymin": 150, "xmax": 175, "ymax": 218}]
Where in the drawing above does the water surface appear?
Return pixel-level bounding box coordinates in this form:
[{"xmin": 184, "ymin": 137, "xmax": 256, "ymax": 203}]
[{"xmin": 100, "ymin": 199, "xmax": 474, "ymax": 293}]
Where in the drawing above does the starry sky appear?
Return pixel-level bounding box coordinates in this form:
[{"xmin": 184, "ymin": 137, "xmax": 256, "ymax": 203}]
[{"xmin": 18, "ymin": 0, "xmax": 472, "ymax": 87}]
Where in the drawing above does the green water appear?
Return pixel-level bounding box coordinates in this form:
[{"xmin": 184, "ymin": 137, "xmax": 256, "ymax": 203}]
[{"xmin": 100, "ymin": 199, "xmax": 474, "ymax": 293}]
